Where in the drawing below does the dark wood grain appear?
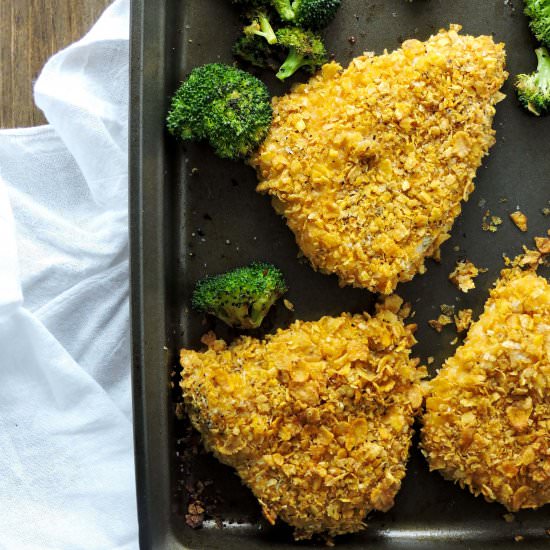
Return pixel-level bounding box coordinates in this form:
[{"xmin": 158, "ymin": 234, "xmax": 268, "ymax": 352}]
[{"xmin": 0, "ymin": 0, "xmax": 112, "ymax": 128}]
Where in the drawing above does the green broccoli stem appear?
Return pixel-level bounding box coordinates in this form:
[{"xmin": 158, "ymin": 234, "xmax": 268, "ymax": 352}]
[
  {"xmin": 258, "ymin": 13, "xmax": 277, "ymax": 44},
  {"xmin": 276, "ymin": 48, "xmax": 307, "ymax": 80},
  {"xmin": 272, "ymin": 0, "xmax": 295, "ymax": 21},
  {"xmin": 535, "ymin": 47, "xmax": 550, "ymax": 86},
  {"xmin": 249, "ymin": 295, "xmax": 278, "ymax": 327}
]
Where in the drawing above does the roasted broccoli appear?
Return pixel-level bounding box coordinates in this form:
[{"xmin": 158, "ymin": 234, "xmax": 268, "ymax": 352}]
[
  {"xmin": 516, "ymin": 47, "xmax": 550, "ymax": 115},
  {"xmin": 275, "ymin": 27, "xmax": 327, "ymax": 80},
  {"xmin": 191, "ymin": 263, "xmax": 288, "ymax": 329},
  {"xmin": 167, "ymin": 63, "xmax": 272, "ymax": 159},
  {"xmin": 233, "ymin": 34, "xmax": 278, "ymax": 69},
  {"xmin": 272, "ymin": 0, "xmax": 341, "ymax": 29},
  {"xmin": 524, "ymin": 0, "xmax": 550, "ymax": 48},
  {"xmin": 244, "ymin": 9, "xmax": 277, "ymax": 44}
]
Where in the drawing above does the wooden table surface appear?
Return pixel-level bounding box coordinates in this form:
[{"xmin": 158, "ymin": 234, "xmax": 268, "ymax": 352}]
[{"xmin": 0, "ymin": 0, "xmax": 111, "ymax": 129}]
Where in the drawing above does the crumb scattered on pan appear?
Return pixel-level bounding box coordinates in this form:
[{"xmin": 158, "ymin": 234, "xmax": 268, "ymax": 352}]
[
  {"xmin": 380, "ymin": 294, "xmax": 403, "ymax": 313},
  {"xmin": 175, "ymin": 402, "xmax": 186, "ymax": 421},
  {"xmin": 185, "ymin": 500, "xmax": 205, "ymax": 529},
  {"xmin": 543, "ymin": 207, "xmax": 550, "ymax": 216},
  {"xmin": 449, "ymin": 260, "xmax": 486, "ymax": 293},
  {"xmin": 509, "ymin": 211, "xmax": 528, "ymax": 232},
  {"xmin": 427, "ymin": 356, "xmax": 435, "ymax": 365},
  {"xmin": 503, "ymin": 513, "xmax": 515, "ymax": 523},
  {"xmin": 482, "ymin": 210, "xmax": 503, "ymax": 232},
  {"xmin": 440, "ymin": 304, "xmax": 455, "ymax": 316},
  {"xmin": 504, "ymin": 246, "xmax": 543, "ymax": 269},
  {"xmin": 514, "ymin": 535, "xmax": 524, "ymax": 542},
  {"xmin": 454, "ymin": 309, "xmax": 473, "ymax": 332},
  {"xmin": 428, "ymin": 314, "xmax": 453, "ymax": 332},
  {"xmin": 283, "ymin": 299, "xmax": 295, "ymax": 311},
  {"xmin": 534, "ymin": 236, "xmax": 550, "ymax": 255},
  {"xmin": 449, "ymin": 337, "xmax": 458, "ymax": 345},
  {"xmin": 399, "ymin": 302, "xmax": 412, "ymax": 319}
]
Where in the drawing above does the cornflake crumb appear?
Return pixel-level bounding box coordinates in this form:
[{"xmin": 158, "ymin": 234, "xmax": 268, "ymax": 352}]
[
  {"xmin": 482, "ymin": 210, "xmax": 503, "ymax": 232},
  {"xmin": 449, "ymin": 260, "xmax": 486, "ymax": 292},
  {"xmin": 542, "ymin": 207, "xmax": 550, "ymax": 216},
  {"xmin": 381, "ymin": 294, "xmax": 404, "ymax": 313},
  {"xmin": 534, "ymin": 236, "xmax": 550, "ymax": 255},
  {"xmin": 450, "ymin": 337, "xmax": 458, "ymax": 345},
  {"xmin": 508, "ymin": 246, "xmax": 543, "ymax": 268},
  {"xmin": 509, "ymin": 211, "xmax": 528, "ymax": 232},
  {"xmin": 399, "ymin": 302, "xmax": 412, "ymax": 319},
  {"xmin": 428, "ymin": 314, "xmax": 453, "ymax": 332},
  {"xmin": 514, "ymin": 535, "xmax": 524, "ymax": 542},
  {"xmin": 175, "ymin": 402, "xmax": 186, "ymax": 420},
  {"xmin": 503, "ymin": 513, "xmax": 515, "ymax": 523},
  {"xmin": 440, "ymin": 304, "xmax": 455, "ymax": 317},
  {"xmin": 454, "ymin": 308, "xmax": 473, "ymax": 332},
  {"xmin": 185, "ymin": 501, "xmax": 205, "ymax": 529},
  {"xmin": 427, "ymin": 356, "xmax": 435, "ymax": 365},
  {"xmin": 283, "ymin": 299, "xmax": 295, "ymax": 311}
]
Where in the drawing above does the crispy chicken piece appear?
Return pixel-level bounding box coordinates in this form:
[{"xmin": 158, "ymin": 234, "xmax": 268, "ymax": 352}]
[
  {"xmin": 251, "ymin": 26, "xmax": 507, "ymax": 293},
  {"xmin": 180, "ymin": 308, "xmax": 426, "ymax": 539},
  {"xmin": 421, "ymin": 268, "xmax": 550, "ymax": 511}
]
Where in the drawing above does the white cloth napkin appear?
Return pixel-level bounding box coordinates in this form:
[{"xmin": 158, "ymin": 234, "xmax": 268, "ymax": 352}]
[{"xmin": 0, "ymin": 1, "xmax": 138, "ymax": 548}]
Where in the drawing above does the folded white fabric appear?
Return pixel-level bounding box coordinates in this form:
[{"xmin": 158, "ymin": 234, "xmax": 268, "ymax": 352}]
[{"xmin": 0, "ymin": 1, "xmax": 138, "ymax": 548}]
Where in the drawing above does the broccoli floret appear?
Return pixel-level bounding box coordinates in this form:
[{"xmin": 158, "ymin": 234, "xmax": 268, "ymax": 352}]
[
  {"xmin": 516, "ymin": 47, "xmax": 550, "ymax": 116},
  {"xmin": 244, "ymin": 9, "xmax": 278, "ymax": 44},
  {"xmin": 524, "ymin": 0, "xmax": 550, "ymax": 48},
  {"xmin": 233, "ymin": 34, "xmax": 278, "ymax": 69},
  {"xmin": 275, "ymin": 27, "xmax": 327, "ymax": 80},
  {"xmin": 192, "ymin": 263, "xmax": 288, "ymax": 329},
  {"xmin": 271, "ymin": 0, "xmax": 341, "ymax": 29},
  {"xmin": 167, "ymin": 63, "xmax": 272, "ymax": 159}
]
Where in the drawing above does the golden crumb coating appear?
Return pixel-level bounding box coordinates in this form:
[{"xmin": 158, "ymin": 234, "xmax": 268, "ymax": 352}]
[
  {"xmin": 421, "ymin": 268, "xmax": 550, "ymax": 511},
  {"xmin": 250, "ymin": 26, "xmax": 507, "ymax": 293},
  {"xmin": 180, "ymin": 309, "xmax": 426, "ymax": 539}
]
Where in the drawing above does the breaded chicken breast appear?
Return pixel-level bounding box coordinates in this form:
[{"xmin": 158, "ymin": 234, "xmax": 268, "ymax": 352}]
[
  {"xmin": 251, "ymin": 26, "xmax": 507, "ymax": 293},
  {"xmin": 180, "ymin": 306, "xmax": 426, "ymax": 539},
  {"xmin": 422, "ymin": 268, "xmax": 550, "ymax": 511}
]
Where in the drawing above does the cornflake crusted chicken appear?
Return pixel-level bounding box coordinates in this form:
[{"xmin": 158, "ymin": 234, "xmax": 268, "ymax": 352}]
[
  {"xmin": 180, "ymin": 309, "xmax": 426, "ymax": 540},
  {"xmin": 251, "ymin": 26, "xmax": 507, "ymax": 293},
  {"xmin": 421, "ymin": 267, "xmax": 550, "ymax": 511}
]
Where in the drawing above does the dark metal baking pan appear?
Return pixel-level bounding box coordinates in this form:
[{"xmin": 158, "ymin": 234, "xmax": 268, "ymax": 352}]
[{"xmin": 130, "ymin": 0, "xmax": 550, "ymax": 548}]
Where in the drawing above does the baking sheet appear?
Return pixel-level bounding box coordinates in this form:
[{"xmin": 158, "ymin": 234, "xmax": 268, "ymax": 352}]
[{"xmin": 130, "ymin": 0, "xmax": 550, "ymax": 548}]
